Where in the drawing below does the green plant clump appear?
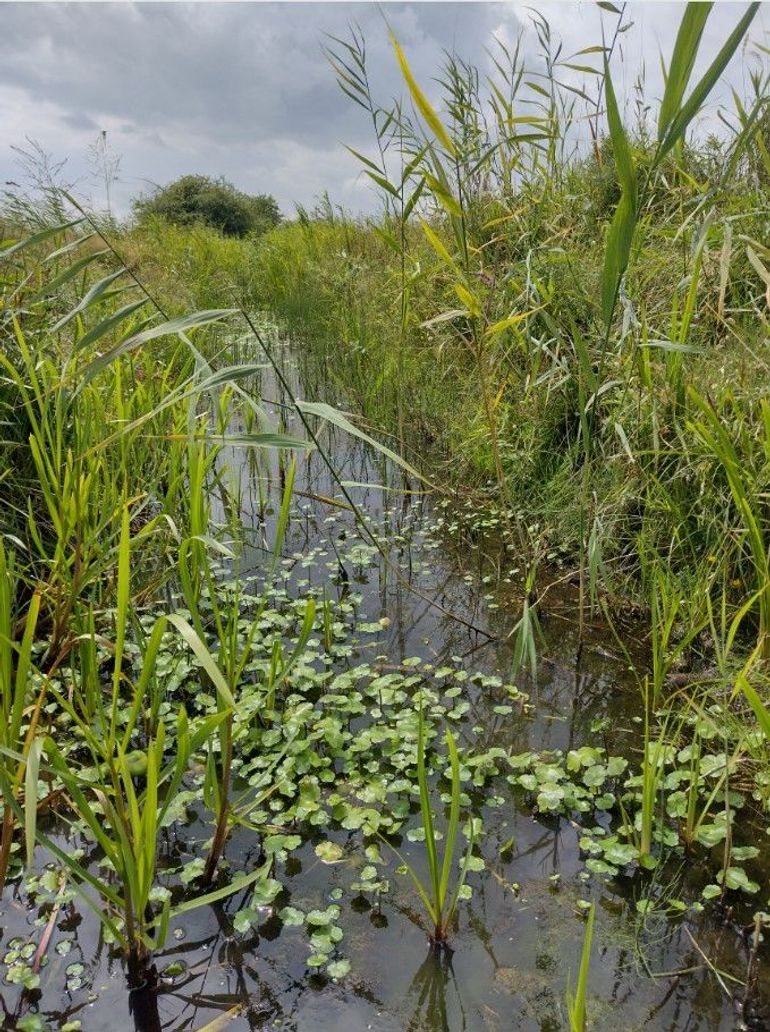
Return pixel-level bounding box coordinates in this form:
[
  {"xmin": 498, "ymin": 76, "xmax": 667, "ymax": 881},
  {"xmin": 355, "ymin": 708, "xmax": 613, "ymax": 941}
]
[{"xmin": 134, "ymin": 174, "xmax": 281, "ymax": 237}]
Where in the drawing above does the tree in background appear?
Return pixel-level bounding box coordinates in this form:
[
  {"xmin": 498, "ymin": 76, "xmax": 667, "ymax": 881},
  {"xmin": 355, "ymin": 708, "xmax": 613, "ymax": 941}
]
[{"xmin": 134, "ymin": 174, "xmax": 281, "ymax": 237}]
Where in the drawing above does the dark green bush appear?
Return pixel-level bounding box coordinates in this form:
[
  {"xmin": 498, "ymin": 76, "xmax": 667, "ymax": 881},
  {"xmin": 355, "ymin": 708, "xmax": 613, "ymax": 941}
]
[{"xmin": 133, "ymin": 174, "xmax": 281, "ymax": 238}]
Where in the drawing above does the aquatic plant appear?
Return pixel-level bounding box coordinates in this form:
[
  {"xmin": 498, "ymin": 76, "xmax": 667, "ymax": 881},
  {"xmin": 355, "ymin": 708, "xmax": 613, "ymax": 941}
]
[
  {"xmin": 397, "ymin": 708, "xmax": 474, "ymax": 947},
  {"xmin": 566, "ymin": 902, "xmax": 595, "ymax": 1032},
  {"xmin": 688, "ymin": 388, "xmax": 770, "ymax": 658},
  {"xmin": 509, "ymin": 559, "xmax": 542, "ymax": 680},
  {"xmin": 0, "ymin": 541, "xmax": 44, "ymax": 892},
  {"xmin": 5, "ymin": 514, "xmax": 242, "ymax": 979}
]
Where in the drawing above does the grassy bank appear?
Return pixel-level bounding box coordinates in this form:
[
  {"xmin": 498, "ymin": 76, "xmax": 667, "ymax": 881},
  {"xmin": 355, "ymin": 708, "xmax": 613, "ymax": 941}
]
[{"xmin": 222, "ymin": 13, "xmax": 769, "ymax": 630}]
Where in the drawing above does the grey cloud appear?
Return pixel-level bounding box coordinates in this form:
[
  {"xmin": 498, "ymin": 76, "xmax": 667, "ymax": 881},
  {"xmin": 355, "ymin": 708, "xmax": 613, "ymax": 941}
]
[
  {"xmin": 0, "ymin": 4, "xmax": 506, "ymax": 146},
  {"xmin": 60, "ymin": 111, "xmax": 99, "ymax": 132},
  {"xmin": 0, "ymin": 3, "xmax": 514, "ymax": 211},
  {"xmin": 0, "ymin": 2, "xmax": 766, "ymax": 217}
]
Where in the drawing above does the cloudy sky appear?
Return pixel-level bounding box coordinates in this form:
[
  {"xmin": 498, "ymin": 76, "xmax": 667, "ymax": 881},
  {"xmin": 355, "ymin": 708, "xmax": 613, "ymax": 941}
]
[{"xmin": 2, "ymin": 2, "xmax": 768, "ymax": 218}]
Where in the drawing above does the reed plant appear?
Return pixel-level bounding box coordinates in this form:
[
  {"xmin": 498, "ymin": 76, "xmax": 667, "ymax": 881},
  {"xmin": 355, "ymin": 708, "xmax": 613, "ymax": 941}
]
[
  {"xmin": 394, "ymin": 708, "xmax": 474, "ymax": 947},
  {"xmin": 279, "ymin": 2, "xmax": 764, "ymax": 654},
  {"xmin": 0, "ymin": 512, "xmax": 249, "ymax": 983},
  {"xmin": 0, "ymin": 540, "xmax": 43, "ymax": 892},
  {"xmin": 566, "ymin": 902, "xmax": 595, "ymax": 1032},
  {"xmin": 0, "ymin": 214, "xmax": 313, "ymax": 989},
  {"xmin": 688, "ymin": 388, "xmax": 770, "ymax": 658},
  {"xmin": 616, "ymin": 679, "xmax": 669, "ymax": 869}
]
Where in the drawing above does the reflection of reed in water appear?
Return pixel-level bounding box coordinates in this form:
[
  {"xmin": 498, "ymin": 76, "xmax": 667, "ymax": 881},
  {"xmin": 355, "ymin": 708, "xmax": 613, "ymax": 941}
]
[
  {"xmin": 128, "ymin": 962, "xmax": 161, "ymax": 1032},
  {"xmin": 406, "ymin": 949, "xmax": 467, "ymax": 1032}
]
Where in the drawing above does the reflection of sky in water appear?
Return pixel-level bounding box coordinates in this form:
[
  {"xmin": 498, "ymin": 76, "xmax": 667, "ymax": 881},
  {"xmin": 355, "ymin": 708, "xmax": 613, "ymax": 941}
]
[{"xmin": 7, "ymin": 352, "xmax": 761, "ymax": 1031}]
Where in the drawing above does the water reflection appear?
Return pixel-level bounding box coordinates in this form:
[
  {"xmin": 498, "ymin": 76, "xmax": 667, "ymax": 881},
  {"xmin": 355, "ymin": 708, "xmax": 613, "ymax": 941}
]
[{"xmin": 405, "ymin": 950, "xmax": 464, "ymax": 1032}]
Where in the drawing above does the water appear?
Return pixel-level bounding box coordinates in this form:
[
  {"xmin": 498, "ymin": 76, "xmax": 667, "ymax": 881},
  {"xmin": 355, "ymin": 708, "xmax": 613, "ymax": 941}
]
[{"xmin": 2, "ymin": 344, "xmax": 767, "ymax": 1031}]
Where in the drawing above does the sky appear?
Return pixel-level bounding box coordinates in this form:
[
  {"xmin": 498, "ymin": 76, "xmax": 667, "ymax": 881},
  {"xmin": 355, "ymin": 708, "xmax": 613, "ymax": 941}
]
[{"xmin": 1, "ymin": 1, "xmax": 768, "ymax": 219}]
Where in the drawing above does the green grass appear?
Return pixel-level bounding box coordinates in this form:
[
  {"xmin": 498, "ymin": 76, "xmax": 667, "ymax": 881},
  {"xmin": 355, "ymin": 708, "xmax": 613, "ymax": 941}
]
[
  {"xmin": 247, "ymin": 1, "xmax": 770, "ymax": 650},
  {"xmin": 2, "ymin": 0, "xmax": 770, "ymax": 1010}
]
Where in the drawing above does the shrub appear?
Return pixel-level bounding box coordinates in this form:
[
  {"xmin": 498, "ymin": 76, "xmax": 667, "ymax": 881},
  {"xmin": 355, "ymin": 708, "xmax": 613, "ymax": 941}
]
[{"xmin": 133, "ymin": 174, "xmax": 280, "ymax": 237}]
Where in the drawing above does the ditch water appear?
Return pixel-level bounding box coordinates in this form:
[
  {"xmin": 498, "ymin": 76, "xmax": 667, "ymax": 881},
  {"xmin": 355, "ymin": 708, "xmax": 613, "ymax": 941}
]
[{"xmin": 2, "ymin": 344, "xmax": 768, "ymax": 1031}]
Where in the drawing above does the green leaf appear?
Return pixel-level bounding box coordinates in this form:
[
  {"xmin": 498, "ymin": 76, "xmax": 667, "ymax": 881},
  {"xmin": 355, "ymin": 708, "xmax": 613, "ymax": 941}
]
[
  {"xmin": 344, "ymin": 144, "xmax": 384, "ymax": 175},
  {"xmin": 365, "ymin": 170, "xmax": 400, "ymax": 198},
  {"xmin": 566, "ymin": 901, "xmax": 595, "ymax": 1032},
  {"xmin": 233, "ymin": 909, "xmax": 257, "ymax": 933},
  {"xmin": 658, "ymin": 3, "xmax": 713, "ymax": 142},
  {"xmin": 391, "ymin": 35, "xmax": 455, "ymax": 154},
  {"xmin": 76, "ymin": 309, "xmax": 236, "ymax": 391},
  {"xmin": 0, "ymin": 218, "xmax": 84, "ymax": 261},
  {"xmin": 603, "ymin": 842, "xmax": 639, "ymax": 866},
  {"xmin": 74, "ymin": 298, "xmax": 149, "ymax": 352},
  {"xmin": 314, "ymin": 841, "xmax": 345, "ymax": 864},
  {"xmin": 250, "ymin": 876, "xmax": 282, "ymax": 907},
  {"xmin": 212, "ymin": 432, "xmax": 310, "ymax": 451},
  {"xmin": 600, "ymin": 190, "xmax": 636, "ymax": 329},
  {"xmin": 306, "ymin": 906, "xmax": 340, "ymax": 927},
  {"xmin": 604, "ymin": 59, "xmax": 635, "ymax": 198},
  {"xmin": 296, "ymin": 400, "xmax": 424, "ymax": 482},
  {"xmin": 403, "ymin": 178, "xmax": 425, "ymax": 220},
  {"xmin": 51, "ymin": 268, "xmax": 127, "ymax": 331},
  {"xmin": 278, "ymin": 906, "xmax": 305, "ymax": 926},
  {"xmin": 166, "ymin": 614, "xmax": 236, "ymax": 709},
  {"xmin": 421, "ymin": 220, "xmax": 456, "ymax": 267},
  {"xmin": 739, "ymin": 676, "xmax": 770, "ymax": 741},
  {"xmin": 169, "ymin": 861, "xmax": 273, "ymax": 919},
  {"xmin": 24, "ymin": 738, "xmax": 42, "ymax": 872},
  {"xmin": 485, "ymin": 309, "xmax": 535, "ymax": 337},
  {"xmin": 537, "ymin": 783, "xmax": 565, "ymax": 811},
  {"xmin": 719, "ymin": 866, "xmax": 760, "ymax": 894},
  {"xmin": 659, "ymin": 4, "xmax": 760, "ymax": 160},
  {"xmin": 423, "ymin": 173, "xmax": 462, "ymax": 217},
  {"xmin": 439, "ymin": 729, "xmax": 462, "ymax": 906},
  {"xmin": 599, "ymin": 56, "xmax": 639, "ymax": 331},
  {"xmin": 29, "ymin": 249, "xmax": 110, "ymax": 301},
  {"xmin": 327, "ymin": 958, "xmax": 351, "ymax": 978}
]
